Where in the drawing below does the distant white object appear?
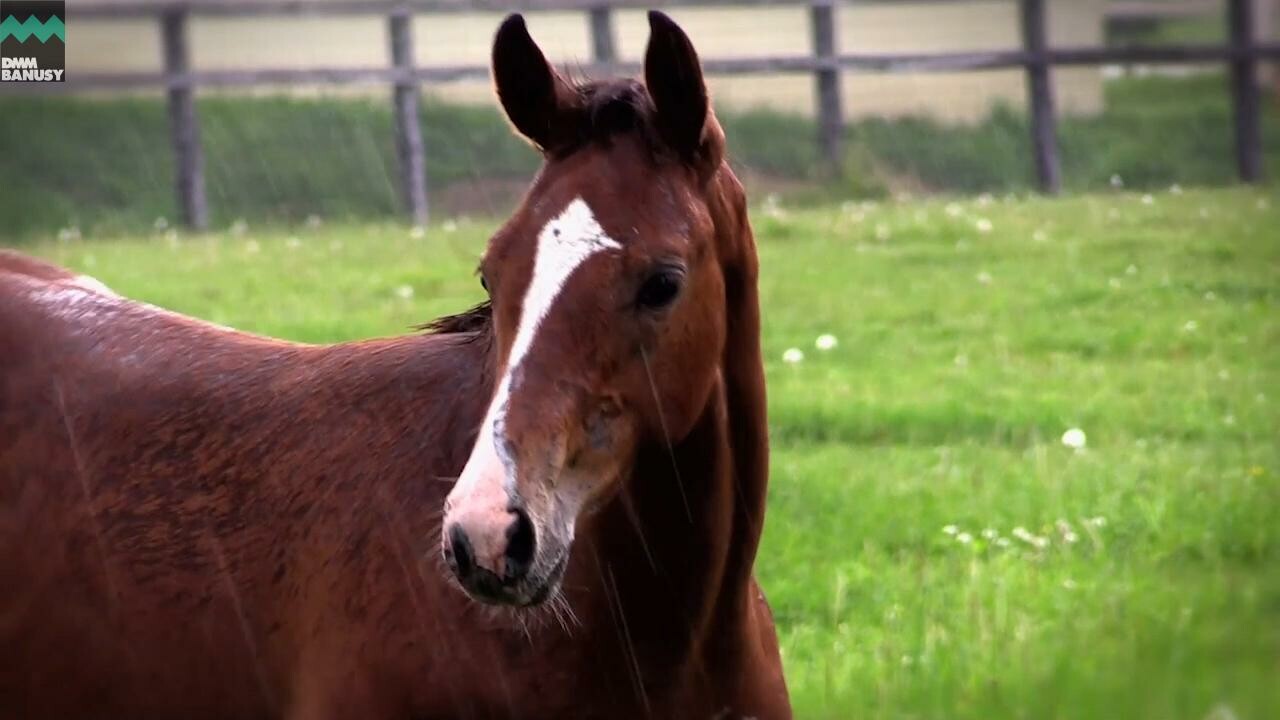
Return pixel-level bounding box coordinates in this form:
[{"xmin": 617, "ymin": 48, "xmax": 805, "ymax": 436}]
[
  {"xmin": 1061, "ymin": 428, "xmax": 1087, "ymax": 450},
  {"xmin": 815, "ymin": 334, "xmax": 838, "ymax": 351},
  {"xmin": 782, "ymin": 348, "xmax": 804, "ymax": 364}
]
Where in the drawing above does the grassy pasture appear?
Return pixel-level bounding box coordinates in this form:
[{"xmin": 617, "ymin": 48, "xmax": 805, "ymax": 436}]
[{"xmin": 11, "ymin": 188, "xmax": 1280, "ymax": 719}]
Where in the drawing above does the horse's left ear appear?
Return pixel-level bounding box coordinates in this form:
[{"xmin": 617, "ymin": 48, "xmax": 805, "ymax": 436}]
[
  {"xmin": 492, "ymin": 14, "xmax": 579, "ymax": 152},
  {"xmin": 644, "ymin": 11, "xmax": 722, "ymax": 174}
]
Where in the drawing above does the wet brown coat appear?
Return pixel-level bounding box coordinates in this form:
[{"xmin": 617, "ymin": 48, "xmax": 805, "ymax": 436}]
[{"xmin": 0, "ymin": 13, "xmax": 789, "ymax": 720}]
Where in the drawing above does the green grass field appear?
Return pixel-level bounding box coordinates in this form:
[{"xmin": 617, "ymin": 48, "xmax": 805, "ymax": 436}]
[{"xmin": 10, "ymin": 188, "xmax": 1279, "ymax": 719}]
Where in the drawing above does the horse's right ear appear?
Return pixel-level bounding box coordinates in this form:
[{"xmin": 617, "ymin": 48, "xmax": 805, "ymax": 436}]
[{"xmin": 492, "ymin": 14, "xmax": 575, "ymax": 152}]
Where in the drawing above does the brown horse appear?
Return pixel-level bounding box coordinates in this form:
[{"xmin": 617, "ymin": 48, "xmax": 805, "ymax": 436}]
[{"xmin": 0, "ymin": 11, "xmax": 789, "ymax": 719}]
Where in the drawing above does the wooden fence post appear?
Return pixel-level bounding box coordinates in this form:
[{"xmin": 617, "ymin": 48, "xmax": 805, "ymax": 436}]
[
  {"xmin": 389, "ymin": 8, "xmax": 429, "ymax": 226},
  {"xmin": 589, "ymin": 5, "xmax": 617, "ymax": 64},
  {"xmin": 809, "ymin": 0, "xmax": 843, "ymax": 177},
  {"xmin": 1019, "ymin": 0, "xmax": 1062, "ymax": 194},
  {"xmin": 1228, "ymin": 0, "xmax": 1264, "ymax": 183},
  {"xmin": 161, "ymin": 9, "xmax": 208, "ymax": 231}
]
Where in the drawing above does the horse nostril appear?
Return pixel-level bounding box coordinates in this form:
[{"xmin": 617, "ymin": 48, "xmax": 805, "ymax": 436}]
[
  {"xmin": 504, "ymin": 508, "xmax": 536, "ymax": 582},
  {"xmin": 447, "ymin": 523, "xmax": 474, "ymax": 581}
]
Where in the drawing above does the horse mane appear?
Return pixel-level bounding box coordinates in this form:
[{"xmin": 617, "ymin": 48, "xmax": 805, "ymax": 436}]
[{"xmin": 420, "ymin": 301, "xmax": 492, "ymax": 337}]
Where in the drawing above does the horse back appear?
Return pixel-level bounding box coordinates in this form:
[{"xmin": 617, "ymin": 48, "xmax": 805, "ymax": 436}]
[{"xmin": 0, "ymin": 251, "xmax": 488, "ymax": 717}]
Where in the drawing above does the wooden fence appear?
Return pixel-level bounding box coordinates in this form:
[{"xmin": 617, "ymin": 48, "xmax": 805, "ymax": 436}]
[{"xmin": 22, "ymin": 0, "xmax": 1280, "ymax": 228}]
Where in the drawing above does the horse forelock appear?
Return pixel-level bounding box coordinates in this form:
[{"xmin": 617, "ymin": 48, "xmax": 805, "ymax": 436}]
[{"xmin": 545, "ymin": 76, "xmax": 669, "ymax": 162}]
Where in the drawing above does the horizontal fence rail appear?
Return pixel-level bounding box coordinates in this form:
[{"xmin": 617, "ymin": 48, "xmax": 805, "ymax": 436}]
[{"xmin": 8, "ymin": 0, "xmax": 1274, "ymax": 228}]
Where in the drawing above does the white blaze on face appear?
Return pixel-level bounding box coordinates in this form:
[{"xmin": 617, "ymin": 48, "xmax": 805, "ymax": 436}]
[{"xmin": 452, "ymin": 197, "xmax": 621, "ymax": 502}]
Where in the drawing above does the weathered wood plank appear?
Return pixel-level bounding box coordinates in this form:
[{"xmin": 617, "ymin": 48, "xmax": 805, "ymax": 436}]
[
  {"xmin": 160, "ymin": 9, "xmax": 209, "ymax": 230},
  {"xmin": 9, "ymin": 41, "xmax": 1279, "ymax": 96},
  {"xmin": 1228, "ymin": 0, "xmax": 1264, "ymax": 183},
  {"xmin": 69, "ymin": 0, "xmax": 821, "ymax": 20},
  {"xmin": 390, "ymin": 9, "xmax": 429, "ymax": 225},
  {"xmin": 809, "ymin": 0, "xmax": 842, "ymax": 177},
  {"xmin": 1020, "ymin": 0, "xmax": 1061, "ymax": 194},
  {"xmin": 588, "ymin": 6, "xmax": 617, "ymax": 64}
]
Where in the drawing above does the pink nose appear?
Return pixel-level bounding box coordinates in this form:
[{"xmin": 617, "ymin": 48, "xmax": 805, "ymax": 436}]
[{"xmin": 443, "ymin": 505, "xmax": 536, "ymax": 598}]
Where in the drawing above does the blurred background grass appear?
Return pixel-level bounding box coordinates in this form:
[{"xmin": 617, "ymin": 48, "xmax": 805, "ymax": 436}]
[{"xmin": 2, "ymin": 73, "xmax": 1276, "ymax": 240}]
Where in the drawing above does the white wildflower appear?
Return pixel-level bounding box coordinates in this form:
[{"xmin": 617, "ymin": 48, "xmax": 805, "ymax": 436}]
[
  {"xmin": 1110, "ymin": 174, "xmax": 1124, "ymax": 189},
  {"xmin": 976, "ymin": 271, "xmax": 993, "ymax": 285},
  {"xmin": 244, "ymin": 240, "xmax": 260, "ymax": 254},
  {"xmin": 153, "ymin": 216, "xmax": 169, "ymax": 232},
  {"xmin": 782, "ymin": 348, "xmax": 804, "ymax": 364},
  {"xmin": 285, "ymin": 236, "xmax": 302, "ymax": 250},
  {"xmin": 1126, "ymin": 264, "xmax": 1138, "ymax": 275},
  {"xmin": 762, "ymin": 194, "xmax": 786, "ymax": 219},
  {"xmin": 1032, "ymin": 229, "xmax": 1048, "ymax": 243},
  {"xmin": 1141, "ymin": 194, "xmax": 1155, "ymax": 206},
  {"xmin": 1169, "ymin": 184, "xmax": 1183, "ymax": 195},
  {"xmin": 956, "ymin": 532, "xmax": 974, "ymax": 544},
  {"xmin": 981, "ymin": 528, "xmax": 999, "ymax": 540},
  {"xmin": 815, "ymin": 334, "xmax": 838, "ymax": 351},
  {"xmin": 409, "ymin": 225, "xmax": 426, "ymax": 239},
  {"xmin": 1061, "ymin": 428, "xmax": 1087, "ymax": 450},
  {"xmin": 942, "ymin": 525, "xmax": 959, "ymax": 536},
  {"xmin": 1183, "ymin": 320, "xmax": 1199, "ymax": 333},
  {"xmin": 57, "ymin": 226, "xmax": 81, "ymax": 242},
  {"xmin": 394, "ymin": 285, "xmax": 414, "ymax": 300},
  {"xmin": 975, "ymin": 218, "xmax": 993, "ymax": 234},
  {"xmin": 1057, "ymin": 520, "xmax": 1078, "ymax": 544},
  {"xmin": 442, "ymin": 220, "xmax": 458, "ymax": 233},
  {"xmin": 945, "ymin": 202, "xmax": 964, "ymax": 218},
  {"xmin": 305, "ymin": 214, "xmax": 323, "ymax": 229},
  {"xmin": 875, "ymin": 223, "xmax": 892, "ymax": 241}
]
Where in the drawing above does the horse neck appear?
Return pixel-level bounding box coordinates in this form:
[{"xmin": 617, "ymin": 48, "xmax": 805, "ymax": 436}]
[
  {"xmin": 570, "ymin": 173, "xmax": 769, "ymax": 671},
  {"xmin": 577, "ymin": 374, "xmax": 767, "ymax": 666}
]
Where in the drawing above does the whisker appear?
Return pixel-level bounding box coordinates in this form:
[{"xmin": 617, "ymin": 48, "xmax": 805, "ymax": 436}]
[{"xmin": 640, "ymin": 348, "xmax": 691, "ymax": 523}]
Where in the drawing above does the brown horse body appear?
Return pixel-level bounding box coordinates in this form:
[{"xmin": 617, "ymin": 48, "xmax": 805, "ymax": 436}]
[{"xmin": 0, "ymin": 12, "xmax": 790, "ymax": 719}]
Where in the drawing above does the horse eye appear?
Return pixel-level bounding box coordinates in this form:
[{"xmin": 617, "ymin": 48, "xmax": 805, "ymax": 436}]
[
  {"xmin": 479, "ymin": 274, "xmax": 490, "ymax": 293},
  {"xmin": 636, "ymin": 269, "xmax": 683, "ymax": 310}
]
